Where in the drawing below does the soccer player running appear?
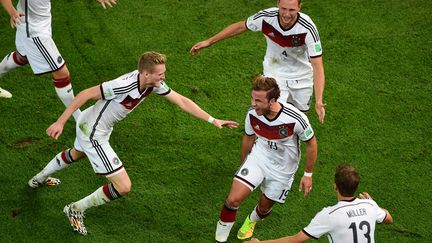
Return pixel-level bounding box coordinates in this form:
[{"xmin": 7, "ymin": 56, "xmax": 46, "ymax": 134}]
[
  {"xmin": 215, "ymin": 76, "xmax": 317, "ymax": 242},
  {"xmin": 245, "ymin": 164, "xmax": 393, "ymax": 243},
  {"xmin": 28, "ymin": 51, "xmax": 239, "ymax": 235},
  {"xmin": 190, "ymin": 0, "xmax": 326, "ymax": 124},
  {"xmin": 0, "ymin": 0, "xmax": 116, "ymax": 120}
]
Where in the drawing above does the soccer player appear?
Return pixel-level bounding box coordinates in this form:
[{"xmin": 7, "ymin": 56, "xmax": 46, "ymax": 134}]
[
  {"xmin": 190, "ymin": 0, "xmax": 326, "ymax": 124},
  {"xmin": 0, "ymin": 0, "xmax": 117, "ymax": 120},
  {"xmin": 27, "ymin": 51, "xmax": 239, "ymax": 235},
  {"xmin": 215, "ymin": 76, "xmax": 317, "ymax": 242},
  {"xmin": 245, "ymin": 164, "xmax": 393, "ymax": 243}
]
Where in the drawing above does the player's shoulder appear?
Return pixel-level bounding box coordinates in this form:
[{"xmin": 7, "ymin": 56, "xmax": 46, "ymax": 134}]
[
  {"xmin": 251, "ymin": 7, "xmax": 279, "ymax": 20},
  {"xmin": 280, "ymin": 102, "xmax": 307, "ymax": 120},
  {"xmin": 298, "ymin": 12, "xmax": 317, "ymax": 26}
]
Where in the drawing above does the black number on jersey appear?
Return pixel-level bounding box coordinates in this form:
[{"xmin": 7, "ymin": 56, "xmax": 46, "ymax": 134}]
[
  {"xmin": 349, "ymin": 221, "xmax": 371, "ymax": 243},
  {"xmin": 278, "ymin": 189, "xmax": 289, "ymax": 200},
  {"xmin": 282, "ymin": 50, "xmax": 288, "ymax": 57},
  {"xmin": 267, "ymin": 141, "xmax": 278, "ymax": 150}
]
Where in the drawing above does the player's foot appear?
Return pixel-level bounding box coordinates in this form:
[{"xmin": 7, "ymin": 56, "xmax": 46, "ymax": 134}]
[
  {"xmin": 237, "ymin": 216, "xmax": 256, "ymax": 240},
  {"xmin": 215, "ymin": 220, "xmax": 234, "ymax": 243},
  {"xmin": 0, "ymin": 87, "xmax": 12, "ymax": 98},
  {"xmin": 28, "ymin": 176, "xmax": 61, "ymax": 188},
  {"xmin": 63, "ymin": 204, "xmax": 87, "ymax": 235}
]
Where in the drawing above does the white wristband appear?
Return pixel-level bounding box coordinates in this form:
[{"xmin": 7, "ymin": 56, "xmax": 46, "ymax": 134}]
[
  {"xmin": 207, "ymin": 116, "xmax": 215, "ymax": 124},
  {"xmin": 303, "ymin": 172, "xmax": 313, "ymax": 177}
]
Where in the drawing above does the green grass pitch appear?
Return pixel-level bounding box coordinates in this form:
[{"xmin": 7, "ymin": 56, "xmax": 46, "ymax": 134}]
[{"xmin": 0, "ymin": 0, "xmax": 431, "ymax": 242}]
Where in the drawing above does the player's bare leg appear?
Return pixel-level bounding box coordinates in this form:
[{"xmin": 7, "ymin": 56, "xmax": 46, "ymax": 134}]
[
  {"xmin": 238, "ymin": 193, "xmax": 275, "ymax": 240},
  {"xmin": 65, "ymin": 170, "xmax": 131, "ymax": 235},
  {"xmin": 51, "ymin": 65, "xmax": 81, "ymax": 120},
  {"xmin": 0, "ymin": 51, "xmax": 28, "ymax": 98},
  {"xmin": 28, "ymin": 148, "xmax": 85, "ymax": 188},
  {"xmin": 216, "ymin": 179, "xmax": 252, "ymax": 242}
]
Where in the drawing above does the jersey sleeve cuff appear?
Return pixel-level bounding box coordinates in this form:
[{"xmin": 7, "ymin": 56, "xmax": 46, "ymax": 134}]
[
  {"xmin": 158, "ymin": 89, "xmax": 172, "ymax": 96},
  {"xmin": 302, "ymin": 229, "xmax": 318, "ymax": 239},
  {"xmin": 99, "ymin": 84, "xmax": 105, "ymax": 100}
]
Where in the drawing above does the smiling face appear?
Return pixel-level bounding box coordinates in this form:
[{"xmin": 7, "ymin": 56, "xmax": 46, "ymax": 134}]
[
  {"xmin": 251, "ymin": 90, "xmax": 273, "ymax": 116},
  {"xmin": 278, "ymin": 0, "xmax": 301, "ymax": 28},
  {"xmin": 142, "ymin": 63, "xmax": 166, "ymax": 88}
]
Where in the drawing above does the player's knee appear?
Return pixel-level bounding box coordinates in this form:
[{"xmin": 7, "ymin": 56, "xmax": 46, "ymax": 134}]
[
  {"xmin": 116, "ymin": 181, "xmax": 132, "ymax": 196},
  {"xmin": 225, "ymin": 196, "xmax": 242, "ymax": 208}
]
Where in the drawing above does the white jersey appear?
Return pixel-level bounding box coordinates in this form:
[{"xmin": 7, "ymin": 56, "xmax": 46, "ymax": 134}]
[
  {"xmin": 16, "ymin": 0, "xmax": 52, "ymax": 37},
  {"xmin": 78, "ymin": 70, "xmax": 171, "ymax": 141},
  {"xmin": 246, "ymin": 8, "xmax": 322, "ymax": 81},
  {"xmin": 303, "ymin": 198, "xmax": 388, "ymax": 243},
  {"xmin": 245, "ymin": 102, "xmax": 314, "ymax": 174}
]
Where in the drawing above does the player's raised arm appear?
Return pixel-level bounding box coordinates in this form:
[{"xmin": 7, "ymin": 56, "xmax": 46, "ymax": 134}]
[
  {"xmin": 0, "ymin": 0, "xmax": 24, "ymax": 28},
  {"xmin": 97, "ymin": 0, "xmax": 117, "ymax": 9},
  {"xmin": 163, "ymin": 90, "xmax": 238, "ymax": 129},
  {"xmin": 190, "ymin": 20, "xmax": 248, "ymax": 55},
  {"xmin": 47, "ymin": 85, "xmax": 101, "ymax": 140}
]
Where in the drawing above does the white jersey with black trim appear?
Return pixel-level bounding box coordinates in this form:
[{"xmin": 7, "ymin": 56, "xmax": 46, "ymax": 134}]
[
  {"xmin": 246, "ymin": 8, "xmax": 322, "ymax": 81},
  {"xmin": 78, "ymin": 70, "xmax": 171, "ymax": 141},
  {"xmin": 303, "ymin": 198, "xmax": 387, "ymax": 243},
  {"xmin": 245, "ymin": 102, "xmax": 314, "ymax": 174},
  {"xmin": 16, "ymin": 0, "xmax": 52, "ymax": 37}
]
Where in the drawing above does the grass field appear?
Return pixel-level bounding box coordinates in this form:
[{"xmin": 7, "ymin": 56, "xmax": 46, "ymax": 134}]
[{"xmin": 0, "ymin": 0, "xmax": 431, "ymax": 242}]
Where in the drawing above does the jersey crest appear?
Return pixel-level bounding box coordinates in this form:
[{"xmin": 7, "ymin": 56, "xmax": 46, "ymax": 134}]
[
  {"xmin": 249, "ymin": 114, "xmax": 294, "ymax": 139},
  {"xmin": 120, "ymin": 87, "xmax": 153, "ymax": 110},
  {"xmin": 262, "ymin": 20, "xmax": 306, "ymax": 47}
]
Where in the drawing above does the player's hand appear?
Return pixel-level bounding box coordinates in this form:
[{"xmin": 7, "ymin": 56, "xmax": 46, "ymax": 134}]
[
  {"xmin": 359, "ymin": 192, "xmax": 372, "ymax": 200},
  {"xmin": 245, "ymin": 238, "xmax": 261, "ymax": 243},
  {"xmin": 46, "ymin": 121, "xmax": 65, "ymax": 140},
  {"xmin": 190, "ymin": 40, "xmax": 211, "ymax": 55},
  {"xmin": 299, "ymin": 175, "xmax": 313, "ymax": 197},
  {"xmin": 315, "ymin": 102, "xmax": 326, "ymax": 124},
  {"xmin": 212, "ymin": 119, "xmax": 239, "ymax": 129},
  {"xmin": 97, "ymin": 0, "xmax": 117, "ymax": 9},
  {"xmin": 9, "ymin": 11, "xmax": 24, "ymax": 28}
]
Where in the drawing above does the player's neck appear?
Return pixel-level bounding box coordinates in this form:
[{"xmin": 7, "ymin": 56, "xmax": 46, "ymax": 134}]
[{"xmin": 266, "ymin": 102, "xmax": 282, "ymax": 120}]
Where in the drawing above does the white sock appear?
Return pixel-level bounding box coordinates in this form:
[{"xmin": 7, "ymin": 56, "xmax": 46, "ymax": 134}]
[
  {"xmin": 73, "ymin": 186, "xmax": 111, "ymax": 212},
  {"xmin": 54, "ymin": 83, "xmax": 81, "ymax": 121},
  {"xmin": 215, "ymin": 220, "xmax": 234, "ymax": 242},
  {"xmin": 250, "ymin": 205, "xmax": 272, "ymax": 222},
  {"xmin": 0, "ymin": 52, "xmax": 22, "ymax": 78},
  {"xmin": 35, "ymin": 149, "xmax": 73, "ymax": 183}
]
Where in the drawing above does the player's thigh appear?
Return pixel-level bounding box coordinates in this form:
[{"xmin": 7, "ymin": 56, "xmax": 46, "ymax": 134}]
[
  {"xmin": 23, "ymin": 35, "xmax": 65, "ymax": 74},
  {"xmin": 234, "ymin": 155, "xmax": 265, "ymax": 192},
  {"xmin": 290, "ymin": 85, "xmax": 313, "ymax": 112},
  {"xmin": 260, "ymin": 175, "xmax": 295, "ymax": 203}
]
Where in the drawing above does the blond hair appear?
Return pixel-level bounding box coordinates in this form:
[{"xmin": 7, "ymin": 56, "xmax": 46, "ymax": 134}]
[
  {"xmin": 252, "ymin": 76, "xmax": 280, "ymax": 101},
  {"xmin": 138, "ymin": 51, "xmax": 166, "ymax": 73}
]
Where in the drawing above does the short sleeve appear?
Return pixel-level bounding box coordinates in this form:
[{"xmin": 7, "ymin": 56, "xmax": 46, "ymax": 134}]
[
  {"xmin": 302, "ymin": 16, "xmax": 322, "ymax": 57},
  {"xmin": 294, "ymin": 111, "xmax": 315, "ymax": 141},
  {"xmin": 153, "ymin": 80, "xmax": 171, "ymax": 96},
  {"xmin": 100, "ymin": 79, "xmax": 122, "ymax": 100},
  {"xmin": 244, "ymin": 112, "xmax": 255, "ymax": 136},
  {"xmin": 303, "ymin": 208, "xmax": 331, "ymax": 239},
  {"xmin": 371, "ymin": 200, "xmax": 387, "ymax": 224}
]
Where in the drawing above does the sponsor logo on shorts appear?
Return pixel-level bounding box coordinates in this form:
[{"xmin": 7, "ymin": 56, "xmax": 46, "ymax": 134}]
[
  {"xmin": 112, "ymin": 157, "xmax": 120, "ymax": 165},
  {"xmin": 241, "ymin": 168, "xmax": 249, "ymax": 176},
  {"xmin": 57, "ymin": 56, "xmax": 63, "ymax": 64},
  {"xmin": 279, "ymin": 127, "xmax": 288, "ymax": 137}
]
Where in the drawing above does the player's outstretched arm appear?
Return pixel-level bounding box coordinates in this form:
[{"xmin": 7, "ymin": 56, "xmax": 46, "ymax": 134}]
[
  {"xmin": 299, "ymin": 136, "xmax": 317, "ymax": 197},
  {"xmin": 190, "ymin": 20, "xmax": 248, "ymax": 55},
  {"xmin": 47, "ymin": 85, "xmax": 101, "ymax": 140},
  {"xmin": 0, "ymin": 0, "xmax": 24, "ymax": 28},
  {"xmin": 97, "ymin": 0, "xmax": 117, "ymax": 9},
  {"xmin": 164, "ymin": 90, "xmax": 238, "ymax": 129},
  {"xmin": 245, "ymin": 230, "xmax": 311, "ymax": 242}
]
